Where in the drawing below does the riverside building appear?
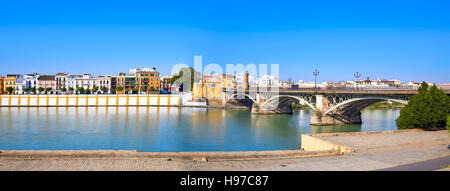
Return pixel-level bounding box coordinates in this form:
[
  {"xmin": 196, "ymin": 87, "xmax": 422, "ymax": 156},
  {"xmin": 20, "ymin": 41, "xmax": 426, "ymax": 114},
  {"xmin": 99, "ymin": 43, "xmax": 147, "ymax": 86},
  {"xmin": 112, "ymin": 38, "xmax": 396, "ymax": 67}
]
[
  {"xmin": 3, "ymin": 74, "xmax": 20, "ymax": 94},
  {"xmin": 37, "ymin": 75, "xmax": 56, "ymax": 94}
]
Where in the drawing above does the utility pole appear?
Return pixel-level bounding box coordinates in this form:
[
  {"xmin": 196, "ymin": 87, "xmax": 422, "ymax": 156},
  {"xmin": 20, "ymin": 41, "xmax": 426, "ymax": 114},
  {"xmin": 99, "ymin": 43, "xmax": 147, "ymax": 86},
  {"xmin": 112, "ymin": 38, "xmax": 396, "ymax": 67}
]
[{"xmin": 313, "ymin": 69, "xmax": 319, "ymax": 92}]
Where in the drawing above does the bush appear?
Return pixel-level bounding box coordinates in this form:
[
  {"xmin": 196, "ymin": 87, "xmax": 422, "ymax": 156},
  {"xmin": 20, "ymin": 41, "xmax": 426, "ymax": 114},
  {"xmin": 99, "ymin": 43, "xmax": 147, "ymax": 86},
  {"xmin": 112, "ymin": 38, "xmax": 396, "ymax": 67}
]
[
  {"xmin": 396, "ymin": 82, "xmax": 450, "ymax": 130},
  {"xmin": 447, "ymin": 115, "xmax": 450, "ymax": 130}
]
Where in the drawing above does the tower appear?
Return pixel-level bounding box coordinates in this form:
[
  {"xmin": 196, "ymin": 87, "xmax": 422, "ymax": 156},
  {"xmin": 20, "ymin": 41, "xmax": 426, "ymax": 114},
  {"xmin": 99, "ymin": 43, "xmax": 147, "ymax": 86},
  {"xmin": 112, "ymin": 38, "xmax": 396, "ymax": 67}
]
[{"xmin": 244, "ymin": 71, "xmax": 249, "ymax": 90}]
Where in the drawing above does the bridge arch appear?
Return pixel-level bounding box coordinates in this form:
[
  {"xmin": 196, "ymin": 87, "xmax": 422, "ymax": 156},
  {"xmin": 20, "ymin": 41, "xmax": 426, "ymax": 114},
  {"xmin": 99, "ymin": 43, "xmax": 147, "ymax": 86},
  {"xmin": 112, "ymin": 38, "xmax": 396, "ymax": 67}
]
[
  {"xmin": 260, "ymin": 95, "xmax": 316, "ymax": 110},
  {"xmin": 324, "ymin": 97, "xmax": 408, "ymax": 115},
  {"xmin": 226, "ymin": 93, "xmax": 256, "ymax": 103}
]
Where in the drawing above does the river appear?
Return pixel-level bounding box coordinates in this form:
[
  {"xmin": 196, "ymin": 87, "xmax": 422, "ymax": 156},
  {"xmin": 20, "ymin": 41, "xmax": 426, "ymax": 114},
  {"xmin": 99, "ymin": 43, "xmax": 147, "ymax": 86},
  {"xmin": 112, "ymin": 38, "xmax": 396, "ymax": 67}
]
[{"xmin": 0, "ymin": 107, "xmax": 400, "ymax": 152}]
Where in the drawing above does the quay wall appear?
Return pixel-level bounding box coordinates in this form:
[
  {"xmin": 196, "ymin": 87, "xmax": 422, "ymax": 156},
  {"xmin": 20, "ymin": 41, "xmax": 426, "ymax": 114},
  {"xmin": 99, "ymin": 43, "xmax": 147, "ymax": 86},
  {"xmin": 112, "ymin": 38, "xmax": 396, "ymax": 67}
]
[{"xmin": 0, "ymin": 94, "xmax": 182, "ymax": 107}]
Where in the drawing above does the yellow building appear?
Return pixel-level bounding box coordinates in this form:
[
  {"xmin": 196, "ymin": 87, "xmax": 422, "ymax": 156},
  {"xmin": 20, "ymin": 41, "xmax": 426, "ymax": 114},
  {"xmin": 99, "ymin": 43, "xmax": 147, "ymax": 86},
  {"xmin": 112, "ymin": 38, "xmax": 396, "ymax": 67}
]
[
  {"xmin": 3, "ymin": 75, "xmax": 18, "ymax": 94},
  {"xmin": 221, "ymin": 74, "xmax": 236, "ymax": 90},
  {"xmin": 193, "ymin": 81, "xmax": 223, "ymax": 100},
  {"xmin": 193, "ymin": 74, "xmax": 232, "ymax": 101}
]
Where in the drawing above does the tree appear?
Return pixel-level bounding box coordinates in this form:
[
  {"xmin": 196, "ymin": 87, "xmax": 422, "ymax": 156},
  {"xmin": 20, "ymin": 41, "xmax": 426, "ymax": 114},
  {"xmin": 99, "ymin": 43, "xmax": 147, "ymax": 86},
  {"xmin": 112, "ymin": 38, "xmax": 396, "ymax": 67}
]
[
  {"xmin": 169, "ymin": 67, "xmax": 201, "ymax": 92},
  {"xmin": 116, "ymin": 86, "xmax": 123, "ymax": 93},
  {"xmin": 5, "ymin": 87, "xmax": 14, "ymax": 94},
  {"xmin": 92, "ymin": 86, "xmax": 99, "ymax": 94},
  {"xmin": 396, "ymin": 82, "xmax": 450, "ymax": 130},
  {"xmin": 60, "ymin": 87, "xmax": 67, "ymax": 93},
  {"xmin": 76, "ymin": 87, "xmax": 84, "ymax": 94},
  {"xmin": 45, "ymin": 87, "xmax": 52, "ymax": 94},
  {"xmin": 38, "ymin": 87, "xmax": 44, "ymax": 94},
  {"xmin": 85, "ymin": 88, "xmax": 91, "ymax": 94},
  {"xmin": 101, "ymin": 87, "xmax": 108, "ymax": 93},
  {"xmin": 140, "ymin": 86, "xmax": 147, "ymax": 94},
  {"xmin": 30, "ymin": 87, "xmax": 36, "ymax": 94},
  {"xmin": 68, "ymin": 87, "xmax": 74, "ymax": 94},
  {"xmin": 132, "ymin": 88, "xmax": 138, "ymax": 94},
  {"xmin": 22, "ymin": 88, "xmax": 30, "ymax": 94},
  {"xmin": 149, "ymin": 86, "xmax": 155, "ymax": 91}
]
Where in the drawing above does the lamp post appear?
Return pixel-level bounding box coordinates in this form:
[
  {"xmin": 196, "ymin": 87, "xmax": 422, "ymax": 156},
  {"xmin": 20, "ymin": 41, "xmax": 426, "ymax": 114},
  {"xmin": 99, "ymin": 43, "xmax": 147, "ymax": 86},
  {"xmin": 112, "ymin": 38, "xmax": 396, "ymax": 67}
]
[
  {"xmin": 354, "ymin": 72, "xmax": 361, "ymax": 90},
  {"xmin": 313, "ymin": 69, "xmax": 319, "ymax": 92}
]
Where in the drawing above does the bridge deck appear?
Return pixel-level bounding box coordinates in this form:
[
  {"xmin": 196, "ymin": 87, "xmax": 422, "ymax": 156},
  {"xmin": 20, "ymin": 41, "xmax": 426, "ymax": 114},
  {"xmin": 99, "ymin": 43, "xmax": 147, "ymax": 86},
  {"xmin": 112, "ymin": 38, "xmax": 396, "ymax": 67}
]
[{"xmin": 224, "ymin": 88, "xmax": 450, "ymax": 95}]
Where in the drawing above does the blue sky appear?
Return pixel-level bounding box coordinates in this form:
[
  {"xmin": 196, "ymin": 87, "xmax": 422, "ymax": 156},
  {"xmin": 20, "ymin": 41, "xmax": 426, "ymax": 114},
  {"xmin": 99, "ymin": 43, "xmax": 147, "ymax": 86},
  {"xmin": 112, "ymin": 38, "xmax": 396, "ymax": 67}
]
[{"xmin": 1, "ymin": 0, "xmax": 449, "ymax": 83}]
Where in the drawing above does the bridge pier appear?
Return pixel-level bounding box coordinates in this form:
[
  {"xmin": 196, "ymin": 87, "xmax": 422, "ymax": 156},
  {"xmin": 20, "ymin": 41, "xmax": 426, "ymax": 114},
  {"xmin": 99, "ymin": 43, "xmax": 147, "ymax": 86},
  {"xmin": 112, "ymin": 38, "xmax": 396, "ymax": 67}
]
[
  {"xmin": 251, "ymin": 103, "xmax": 293, "ymax": 114},
  {"xmin": 309, "ymin": 110, "xmax": 362, "ymax": 125},
  {"xmin": 309, "ymin": 95, "xmax": 362, "ymax": 125},
  {"xmin": 251, "ymin": 94, "xmax": 293, "ymax": 114}
]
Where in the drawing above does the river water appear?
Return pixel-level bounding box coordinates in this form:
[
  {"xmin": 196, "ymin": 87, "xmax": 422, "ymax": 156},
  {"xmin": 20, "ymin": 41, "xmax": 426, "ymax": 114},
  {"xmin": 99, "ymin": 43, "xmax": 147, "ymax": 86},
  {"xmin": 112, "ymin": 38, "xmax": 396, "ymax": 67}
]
[{"xmin": 0, "ymin": 107, "xmax": 400, "ymax": 152}]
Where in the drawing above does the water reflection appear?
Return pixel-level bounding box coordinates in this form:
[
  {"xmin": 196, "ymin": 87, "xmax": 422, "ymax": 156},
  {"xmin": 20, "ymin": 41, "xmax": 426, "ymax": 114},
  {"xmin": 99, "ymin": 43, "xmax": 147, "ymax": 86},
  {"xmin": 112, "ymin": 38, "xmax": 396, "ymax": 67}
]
[
  {"xmin": 0, "ymin": 107, "xmax": 399, "ymax": 152},
  {"xmin": 310, "ymin": 125, "xmax": 362, "ymax": 134}
]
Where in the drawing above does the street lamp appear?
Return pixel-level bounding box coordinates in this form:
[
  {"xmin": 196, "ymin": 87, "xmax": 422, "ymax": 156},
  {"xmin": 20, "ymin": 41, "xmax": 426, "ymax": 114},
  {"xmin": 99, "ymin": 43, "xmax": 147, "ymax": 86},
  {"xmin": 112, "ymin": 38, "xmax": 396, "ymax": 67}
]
[
  {"xmin": 313, "ymin": 69, "xmax": 319, "ymax": 92},
  {"xmin": 354, "ymin": 72, "xmax": 361, "ymax": 90}
]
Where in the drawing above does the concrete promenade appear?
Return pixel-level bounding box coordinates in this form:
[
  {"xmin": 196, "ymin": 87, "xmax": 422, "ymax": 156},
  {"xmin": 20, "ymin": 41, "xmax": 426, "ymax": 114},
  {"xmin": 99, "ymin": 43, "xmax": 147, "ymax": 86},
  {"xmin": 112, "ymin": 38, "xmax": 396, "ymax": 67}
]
[{"xmin": 0, "ymin": 130, "xmax": 448, "ymax": 171}]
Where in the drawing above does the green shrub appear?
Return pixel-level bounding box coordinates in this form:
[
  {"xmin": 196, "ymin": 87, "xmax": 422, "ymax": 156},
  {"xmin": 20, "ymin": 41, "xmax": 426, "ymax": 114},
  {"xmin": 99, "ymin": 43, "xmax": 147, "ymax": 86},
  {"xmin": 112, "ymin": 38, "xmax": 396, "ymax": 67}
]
[
  {"xmin": 447, "ymin": 115, "xmax": 450, "ymax": 130},
  {"xmin": 396, "ymin": 82, "xmax": 450, "ymax": 130}
]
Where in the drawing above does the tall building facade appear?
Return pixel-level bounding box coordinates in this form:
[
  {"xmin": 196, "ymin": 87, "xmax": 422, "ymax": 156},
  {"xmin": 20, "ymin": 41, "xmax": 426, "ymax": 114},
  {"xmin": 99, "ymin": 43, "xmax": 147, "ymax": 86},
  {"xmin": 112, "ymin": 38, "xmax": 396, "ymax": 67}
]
[
  {"xmin": 3, "ymin": 74, "xmax": 20, "ymax": 94},
  {"xmin": 0, "ymin": 77, "xmax": 4, "ymax": 94}
]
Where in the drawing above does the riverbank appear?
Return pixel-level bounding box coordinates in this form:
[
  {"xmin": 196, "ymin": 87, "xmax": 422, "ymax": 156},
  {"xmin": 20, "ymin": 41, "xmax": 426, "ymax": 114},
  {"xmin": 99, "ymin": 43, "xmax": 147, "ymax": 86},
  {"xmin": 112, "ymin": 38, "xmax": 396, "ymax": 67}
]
[
  {"xmin": 1, "ymin": 129, "xmax": 448, "ymax": 170},
  {"xmin": 364, "ymin": 101, "xmax": 405, "ymax": 109}
]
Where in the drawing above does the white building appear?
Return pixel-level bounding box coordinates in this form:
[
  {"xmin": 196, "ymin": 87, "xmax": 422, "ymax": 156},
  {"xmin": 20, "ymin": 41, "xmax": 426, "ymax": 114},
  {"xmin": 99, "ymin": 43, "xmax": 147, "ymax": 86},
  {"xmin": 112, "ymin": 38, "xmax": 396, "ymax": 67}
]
[
  {"xmin": 24, "ymin": 73, "xmax": 40, "ymax": 90},
  {"xmin": 129, "ymin": 67, "xmax": 158, "ymax": 74},
  {"xmin": 235, "ymin": 73, "xmax": 258, "ymax": 87},
  {"xmin": 74, "ymin": 74, "xmax": 96, "ymax": 90},
  {"xmin": 257, "ymin": 75, "xmax": 280, "ymax": 87},
  {"xmin": 14, "ymin": 75, "xmax": 27, "ymax": 94},
  {"xmin": 95, "ymin": 75, "xmax": 112, "ymax": 93}
]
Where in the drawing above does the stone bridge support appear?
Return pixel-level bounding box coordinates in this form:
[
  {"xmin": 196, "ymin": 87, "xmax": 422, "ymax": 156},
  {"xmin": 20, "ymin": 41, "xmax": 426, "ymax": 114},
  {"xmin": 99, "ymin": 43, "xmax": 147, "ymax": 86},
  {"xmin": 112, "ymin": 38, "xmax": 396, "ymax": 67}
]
[{"xmin": 309, "ymin": 95, "xmax": 362, "ymax": 125}]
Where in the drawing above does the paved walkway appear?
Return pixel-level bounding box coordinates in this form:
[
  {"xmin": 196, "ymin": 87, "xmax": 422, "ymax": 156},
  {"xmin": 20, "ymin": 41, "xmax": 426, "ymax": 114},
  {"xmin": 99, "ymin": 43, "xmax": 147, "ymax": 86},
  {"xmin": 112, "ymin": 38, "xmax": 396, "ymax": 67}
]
[
  {"xmin": 0, "ymin": 130, "xmax": 449, "ymax": 171},
  {"xmin": 377, "ymin": 156, "xmax": 450, "ymax": 171}
]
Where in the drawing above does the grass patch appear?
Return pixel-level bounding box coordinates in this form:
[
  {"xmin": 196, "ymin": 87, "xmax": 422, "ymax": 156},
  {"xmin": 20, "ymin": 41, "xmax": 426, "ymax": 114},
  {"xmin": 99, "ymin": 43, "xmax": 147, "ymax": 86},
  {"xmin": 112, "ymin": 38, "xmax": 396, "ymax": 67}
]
[{"xmin": 365, "ymin": 101, "xmax": 405, "ymax": 109}]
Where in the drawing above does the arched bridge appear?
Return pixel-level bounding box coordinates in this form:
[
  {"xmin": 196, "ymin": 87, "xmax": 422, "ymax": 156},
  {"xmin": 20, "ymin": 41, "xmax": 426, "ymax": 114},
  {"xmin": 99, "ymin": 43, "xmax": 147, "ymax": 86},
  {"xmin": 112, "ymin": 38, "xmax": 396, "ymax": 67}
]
[{"xmin": 223, "ymin": 89, "xmax": 450, "ymax": 125}]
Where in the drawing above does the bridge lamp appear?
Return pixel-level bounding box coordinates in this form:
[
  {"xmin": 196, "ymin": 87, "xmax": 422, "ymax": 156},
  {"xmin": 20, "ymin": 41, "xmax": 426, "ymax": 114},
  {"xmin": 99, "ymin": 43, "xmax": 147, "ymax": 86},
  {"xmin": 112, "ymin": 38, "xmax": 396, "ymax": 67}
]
[
  {"xmin": 354, "ymin": 72, "xmax": 361, "ymax": 90},
  {"xmin": 313, "ymin": 69, "xmax": 319, "ymax": 92}
]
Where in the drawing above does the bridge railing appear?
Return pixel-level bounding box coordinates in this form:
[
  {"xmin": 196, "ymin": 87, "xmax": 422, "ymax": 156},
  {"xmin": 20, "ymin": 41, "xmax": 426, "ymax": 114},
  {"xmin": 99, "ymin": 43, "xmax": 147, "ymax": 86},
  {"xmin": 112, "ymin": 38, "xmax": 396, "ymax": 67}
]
[{"xmin": 223, "ymin": 87, "xmax": 450, "ymax": 95}]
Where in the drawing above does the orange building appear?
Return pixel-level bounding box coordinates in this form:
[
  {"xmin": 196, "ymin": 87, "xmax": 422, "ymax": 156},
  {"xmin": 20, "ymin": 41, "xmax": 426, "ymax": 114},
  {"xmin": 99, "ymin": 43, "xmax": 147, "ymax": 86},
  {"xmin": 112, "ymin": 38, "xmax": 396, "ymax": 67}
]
[
  {"xmin": 0, "ymin": 77, "xmax": 4, "ymax": 94},
  {"xmin": 115, "ymin": 74, "xmax": 136, "ymax": 94},
  {"xmin": 136, "ymin": 70, "xmax": 160, "ymax": 93},
  {"xmin": 114, "ymin": 67, "xmax": 160, "ymax": 94}
]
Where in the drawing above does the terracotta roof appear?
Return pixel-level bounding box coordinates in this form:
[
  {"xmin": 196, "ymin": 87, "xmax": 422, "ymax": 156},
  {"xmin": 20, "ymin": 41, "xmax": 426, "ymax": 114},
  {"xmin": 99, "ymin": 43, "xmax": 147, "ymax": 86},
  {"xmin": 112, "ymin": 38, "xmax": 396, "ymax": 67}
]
[{"xmin": 38, "ymin": 75, "xmax": 55, "ymax": 81}]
